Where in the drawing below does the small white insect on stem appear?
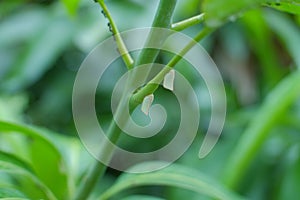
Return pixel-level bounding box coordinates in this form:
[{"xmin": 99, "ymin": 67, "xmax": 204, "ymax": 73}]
[
  {"xmin": 163, "ymin": 69, "xmax": 175, "ymax": 91},
  {"xmin": 141, "ymin": 94, "xmax": 154, "ymax": 116}
]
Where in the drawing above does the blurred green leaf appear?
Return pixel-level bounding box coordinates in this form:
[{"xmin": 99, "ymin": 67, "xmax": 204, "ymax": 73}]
[
  {"xmin": 265, "ymin": 0, "xmax": 300, "ymax": 14},
  {"xmin": 121, "ymin": 195, "xmax": 165, "ymax": 200},
  {"xmin": 241, "ymin": 9, "xmax": 285, "ymax": 88},
  {"xmin": 202, "ymin": 0, "xmax": 300, "ymax": 27},
  {"xmin": 33, "ymin": 127, "xmax": 93, "ymax": 196},
  {"xmin": 0, "ymin": 161, "xmax": 56, "ymax": 200},
  {"xmin": 264, "ymin": 10, "xmax": 300, "ymax": 68},
  {"xmin": 202, "ymin": 0, "xmax": 260, "ymax": 27},
  {"xmin": 0, "ymin": 121, "xmax": 69, "ymax": 199},
  {"xmin": 1, "ymin": 17, "xmax": 74, "ymax": 92},
  {"xmin": 98, "ymin": 162, "xmax": 244, "ymax": 200},
  {"xmin": 277, "ymin": 145, "xmax": 300, "ymax": 199},
  {"xmin": 0, "ymin": 0, "xmax": 24, "ymax": 19},
  {"xmin": 0, "ymin": 151, "xmax": 33, "ymax": 173},
  {"xmin": 223, "ymin": 70, "xmax": 300, "ymax": 189},
  {"xmin": 0, "ymin": 8, "xmax": 47, "ymax": 47},
  {"xmin": 174, "ymin": 0, "xmax": 201, "ymax": 21},
  {"xmin": 0, "ymin": 187, "xmax": 26, "ymax": 199},
  {"xmin": 61, "ymin": 0, "xmax": 81, "ymax": 15}
]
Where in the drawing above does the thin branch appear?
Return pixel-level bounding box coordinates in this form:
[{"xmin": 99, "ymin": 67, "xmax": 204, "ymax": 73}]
[
  {"xmin": 97, "ymin": 0, "xmax": 134, "ymax": 69},
  {"xmin": 172, "ymin": 13, "xmax": 205, "ymax": 31}
]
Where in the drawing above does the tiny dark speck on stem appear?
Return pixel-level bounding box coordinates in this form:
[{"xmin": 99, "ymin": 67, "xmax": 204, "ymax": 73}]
[
  {"xmin": 101, "ymin": 10, "xmax": 107, "ymax": 18},
  {"xmin": 107, "ymin": 22, "xmax": 112, "ymax": 32}
]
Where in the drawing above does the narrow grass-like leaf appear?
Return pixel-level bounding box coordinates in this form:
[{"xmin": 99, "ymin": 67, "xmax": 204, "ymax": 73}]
[
  {"xmin": 241, "ymin": 10, "xmax": 285, "ymax": 88},
  {"xmin": 276, "ymin": 145, "xmax": 300, "ymax": 199},
  {"xmin": 223, "ymin": 70, "xmax": 300, "ymax": 189},
  {"xmin": 264, "ymin": 10, "xmax": 300, "ymax": 68},
  {"xmin": 98, "ymin": 162, "xmax": 244, "ymax": 200}
]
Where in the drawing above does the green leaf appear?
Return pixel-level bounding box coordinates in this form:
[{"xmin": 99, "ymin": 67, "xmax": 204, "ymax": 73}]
[
  {"xmin": 0, "ymin": 161, "xmax": 56, "ymax": 200},
  {"xmin": 264, "ymin": 10, "xmax": 300, "ymax": 68},
  {"xmin": 0, "ymin": 8, "xmax": 47, "ymax": 47},
  {"xmin": 202, "ymin": 0, "xmax": 262, "ymax": 27},
  {"xmin": 121, "ymin": 195, "xmax": 165, "ymax": 200},
  {"xmin": 0, "ymin": 1, "xmax": 25, "ymax": 19},
  {"xmin": 0, "ymin": 151, "xmax": 33, "ymax": 173},
  {"xmin": 241, "ymin": 10, "xmax": 285, "ymax": 88},
  {"xmin": 265, "ymin": 0, "xmax": 300, "ymax": 14},
  {"xmin": 1, "ymin": 17, "xmax": 73, "ymax": 92},
  {"xmin": 202, "ymin": 0, "xmax": 300, "ymax": 27},
  {"xmin": 33, "ymin": 127, "xmax": 93, "ymax": 196},
  {"xmin": 0, "ymin": 121, "xmax": 69, "ymax": 200},
  {"xmin": 277, "ymin": 145, "xmax": 300, "ymax": 199},
  {"xmin": 0, "ymin": 187, "xmax": 26, "ymax": 199},
  {"xmin": 61, "ymin": 0, "xmax": 81, "ymax": 15},
  {"xmin": 223, "ymin": 70, "xmax": 300, "ymax": 189},
  {"xmin": 98, "ymin": 162, "xmax": 244, "ymax": 200}
]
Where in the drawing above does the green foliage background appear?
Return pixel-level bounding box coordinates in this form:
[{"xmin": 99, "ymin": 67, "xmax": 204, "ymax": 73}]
[{"xmin": 0, "ymin": 0, "xmax": 300, "ymax": 199}]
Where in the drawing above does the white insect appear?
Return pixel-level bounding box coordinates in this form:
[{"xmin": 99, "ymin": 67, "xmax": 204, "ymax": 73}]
[
  {"xmin": 141, "ymin": 94, "xmax": 154, "ymax": 115},
  {"xmin": 163, "ymin": 69, "xmax": 175, "ymax": 91}
]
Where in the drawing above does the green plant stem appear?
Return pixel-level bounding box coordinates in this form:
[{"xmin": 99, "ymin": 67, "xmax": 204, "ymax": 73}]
[
  {"xmin": 135, "ymin": 0, "xmax": 177, "ymax": 66},
  {"xmin": 73, "ymin": 1, "xmax": 177, "ymax": 199},
  {"xmin": 131, "ymin": 0, "xmax": 178, "ymax": 103},
  {"xmin": 97, "ymin": 0, "xmax": 134, "ymax": 69},
  {"xmin": 171, "ymin": 13, "xmax": 205, "ymax": 31},
  {"xmin": 222, "ymin": 70, "xmax": 300, "ymax": 189},
  {"xmin": 74, "ymin": 20, "xmax": 213, "ymax": 200},
  {"xmin": 73, "ymin": 120, "xmax": 122, "ymax": 200},
  {"xmin": 130, "ymin": 26, "xmax": 214, "ymax": 108}
]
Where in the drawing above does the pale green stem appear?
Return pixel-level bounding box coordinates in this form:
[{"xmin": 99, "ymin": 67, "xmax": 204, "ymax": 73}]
[
  {"xmin": 172, "ymin": 13, "xmax": 205, "ymax": 31},
  {"xmin": 97, "ymin": 0, "xmax": 134, "ymax": 69}
]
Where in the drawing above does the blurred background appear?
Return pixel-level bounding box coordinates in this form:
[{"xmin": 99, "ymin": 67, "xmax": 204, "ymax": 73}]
[{"xmin": 1, "ymin": 0, "xmax": 300, "ymax": 199}]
